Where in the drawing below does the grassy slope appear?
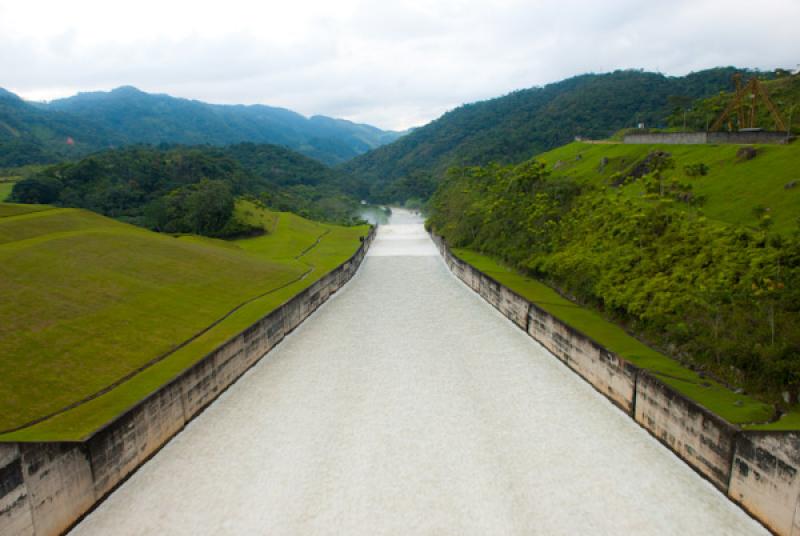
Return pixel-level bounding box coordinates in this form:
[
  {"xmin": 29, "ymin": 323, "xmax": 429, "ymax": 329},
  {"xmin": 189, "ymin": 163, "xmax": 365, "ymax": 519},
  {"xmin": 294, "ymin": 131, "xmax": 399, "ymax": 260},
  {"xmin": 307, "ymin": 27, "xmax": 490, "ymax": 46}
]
[
  {"xmin": 452, "ymin": 248, "xmax": 773, "ymax": 425},
  {"xmin": 539, "ymin": 141, "xmax": 800, "ymax": 233},
  {"xmin": 0, "ymin": 201, "xmax": 368, "ymax": 441}
]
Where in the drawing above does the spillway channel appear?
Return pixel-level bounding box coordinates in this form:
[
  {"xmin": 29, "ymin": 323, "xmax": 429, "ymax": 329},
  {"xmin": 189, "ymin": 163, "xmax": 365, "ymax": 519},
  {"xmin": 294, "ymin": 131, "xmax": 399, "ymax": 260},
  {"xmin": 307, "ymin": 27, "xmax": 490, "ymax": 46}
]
[{"xmin": 72, "ymin": 209, "xmax": 766, "ymax": 535}]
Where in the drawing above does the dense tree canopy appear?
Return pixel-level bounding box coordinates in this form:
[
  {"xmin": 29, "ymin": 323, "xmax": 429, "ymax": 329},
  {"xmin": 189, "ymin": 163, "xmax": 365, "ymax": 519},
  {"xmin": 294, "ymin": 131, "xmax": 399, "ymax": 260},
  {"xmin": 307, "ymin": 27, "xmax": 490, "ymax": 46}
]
[{"xmin": 10, "ymin": 143, "xmax": 364, "ymax": 235}]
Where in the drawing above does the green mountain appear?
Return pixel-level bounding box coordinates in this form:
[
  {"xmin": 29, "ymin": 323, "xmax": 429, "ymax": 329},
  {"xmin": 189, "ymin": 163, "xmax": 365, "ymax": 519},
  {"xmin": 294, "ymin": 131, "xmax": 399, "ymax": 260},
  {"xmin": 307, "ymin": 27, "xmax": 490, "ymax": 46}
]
[
  {"xmin": 0, "ymin": 89, "xmax": 122, "ymax": 167},
  {"xmin": 342, "ymin": 67, "xmax": 769, "ymax": 201},
  {"xmin": 0, "ymin": 86, "xmax": 403, "ymax": 167}
]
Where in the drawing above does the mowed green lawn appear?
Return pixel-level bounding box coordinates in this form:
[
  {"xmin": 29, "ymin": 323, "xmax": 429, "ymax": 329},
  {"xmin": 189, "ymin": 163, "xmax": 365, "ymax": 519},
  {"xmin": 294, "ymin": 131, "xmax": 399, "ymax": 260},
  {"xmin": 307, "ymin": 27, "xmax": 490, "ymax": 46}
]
[
  {"xmin": 452, "ymin": 248, "xmax": 776, "ymax": 426},
  {"xmin": 539, "ymin": 141, "xmax": 800, "ymax": 233},
  {"xmin": 0, "ymin": 201, "xmax": 368, "ymax": 441}
]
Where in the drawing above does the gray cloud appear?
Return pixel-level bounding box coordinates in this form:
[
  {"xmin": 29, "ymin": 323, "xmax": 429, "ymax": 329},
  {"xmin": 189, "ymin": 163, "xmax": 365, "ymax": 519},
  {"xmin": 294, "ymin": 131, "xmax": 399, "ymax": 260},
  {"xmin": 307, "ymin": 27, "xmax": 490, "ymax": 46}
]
[{"xmin": 1, "ymin": 0, "xmax": 798, "ymax": 130}]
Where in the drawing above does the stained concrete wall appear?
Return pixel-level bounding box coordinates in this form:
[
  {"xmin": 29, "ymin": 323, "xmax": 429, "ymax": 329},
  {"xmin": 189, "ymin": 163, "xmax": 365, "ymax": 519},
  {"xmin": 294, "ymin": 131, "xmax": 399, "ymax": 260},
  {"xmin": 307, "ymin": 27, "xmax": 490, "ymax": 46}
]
[
  {"xmin": 527, "ymin": 303, "xmax": 637, "ymax": 414},
  {"xmin": 625, "ymin": 132, "xmax": 710, "ymax": 145},
  {"xmin": 624, "ymin": 131, "xmax": 791, "ymax": 145},
  {"xmin": 0, "ymin": 227, "xmax": 375, "ymax": 536},
  {"xmin": 730, "ymin": 432, "xmax": 800, "ymax": 536},
  {"xmin": 432, "ymin": 231, "xmax": 800, "ymax": 536},
  {"xmin": 0, "ymin": 445, "xmax": 34, "ymax": 536},
  {"xmin": 634, "ymin": 371, "xmax": 738, "ymax": 491}
]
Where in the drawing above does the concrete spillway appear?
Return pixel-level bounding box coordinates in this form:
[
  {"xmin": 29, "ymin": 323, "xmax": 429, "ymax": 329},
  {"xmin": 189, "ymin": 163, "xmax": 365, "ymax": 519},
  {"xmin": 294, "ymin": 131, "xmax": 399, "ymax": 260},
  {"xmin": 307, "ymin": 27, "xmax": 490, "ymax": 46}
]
[{"xmin": 72, "ymin": 210, "xmax": 767, "ymax": 535}]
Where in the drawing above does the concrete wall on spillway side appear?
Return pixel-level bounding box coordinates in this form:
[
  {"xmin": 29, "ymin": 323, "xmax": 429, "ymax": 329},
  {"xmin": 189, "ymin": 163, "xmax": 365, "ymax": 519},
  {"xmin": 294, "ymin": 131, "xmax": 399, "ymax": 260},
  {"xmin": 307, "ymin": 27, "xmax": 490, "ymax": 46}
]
[
  {"xmin": 431, "ymin": 232, "xmax": 800, "ymax": 536},
  {"xmin": 0, "ymin": 227, "xmax": 375, "ymax": 536},
  {"xmin": 624, "ymin": 131, "xmax": 791, "ymax": 145}
]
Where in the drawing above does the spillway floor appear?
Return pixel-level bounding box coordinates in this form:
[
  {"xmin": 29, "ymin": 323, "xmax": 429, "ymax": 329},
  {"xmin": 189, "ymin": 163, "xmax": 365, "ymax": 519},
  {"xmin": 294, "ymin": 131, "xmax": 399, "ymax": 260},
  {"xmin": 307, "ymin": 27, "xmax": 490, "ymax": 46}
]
[{"xmin": 72, "ymin": 215, "xmax": 767, "ymax": 535}]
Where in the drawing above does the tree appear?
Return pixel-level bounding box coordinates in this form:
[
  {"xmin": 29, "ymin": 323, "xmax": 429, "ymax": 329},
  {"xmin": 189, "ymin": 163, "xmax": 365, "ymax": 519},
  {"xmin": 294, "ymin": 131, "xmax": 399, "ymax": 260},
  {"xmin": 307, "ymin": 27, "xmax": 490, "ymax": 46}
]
[
  {"xmin": 10, "ymin": 175, "xmax": 63, "ymax": 204},
  {"xmin": 151, "ymin": 179, "xmax": 234, "ymax": 236}
]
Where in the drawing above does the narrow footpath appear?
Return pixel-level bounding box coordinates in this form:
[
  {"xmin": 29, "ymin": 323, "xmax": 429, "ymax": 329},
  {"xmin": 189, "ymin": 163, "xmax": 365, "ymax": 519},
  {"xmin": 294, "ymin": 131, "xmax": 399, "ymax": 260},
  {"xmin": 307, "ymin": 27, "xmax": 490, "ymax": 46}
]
[{"xmin": 72, "ymin": 210, "xmax": 767, "ymax": 535}]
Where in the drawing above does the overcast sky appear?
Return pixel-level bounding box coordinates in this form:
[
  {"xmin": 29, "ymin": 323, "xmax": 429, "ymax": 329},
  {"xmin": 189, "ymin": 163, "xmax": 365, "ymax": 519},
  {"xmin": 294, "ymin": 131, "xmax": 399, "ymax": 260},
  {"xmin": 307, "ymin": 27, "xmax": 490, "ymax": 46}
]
[{"xmin": 1, "ymin": 0, "xmax": 798, "ymax": 130}]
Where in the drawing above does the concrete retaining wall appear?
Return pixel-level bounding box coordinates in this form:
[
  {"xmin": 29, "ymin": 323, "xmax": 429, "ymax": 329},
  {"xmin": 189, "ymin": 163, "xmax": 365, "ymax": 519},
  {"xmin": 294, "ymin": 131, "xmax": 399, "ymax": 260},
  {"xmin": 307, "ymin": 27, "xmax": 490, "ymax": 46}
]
[
  {"xmin": 730, "ymin": 433, "xmax": 800, "ymax": 536},
  {"xmin": 634, "ymin": 371, "xmax": 738, "ymax": 491},
  {"xmin": 432, "ymin": 232, "xmax": 800, "ymax": 536},
  {"xmin": 624, "ymin": 131, "xmax": 791, "ymax": 145},
  {"xmin": 0, "ymin": 227, "xmax": 375, "ymax": 536}
]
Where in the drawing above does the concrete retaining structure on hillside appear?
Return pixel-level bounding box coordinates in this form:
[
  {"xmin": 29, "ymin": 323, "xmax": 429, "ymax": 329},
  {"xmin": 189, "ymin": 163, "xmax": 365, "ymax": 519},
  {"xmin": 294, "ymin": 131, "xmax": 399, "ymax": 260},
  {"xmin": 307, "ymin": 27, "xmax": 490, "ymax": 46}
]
[
  {"xmin": 624, "ymin": 131, "xmax": 792, "ymax": 145},
  {"xmin": 0, "ymin": 228, "xmax": 375, "ymax": 536},
  {"xmin": 431, "ymin": 232, "xmax": 800, "ymax": 536}
]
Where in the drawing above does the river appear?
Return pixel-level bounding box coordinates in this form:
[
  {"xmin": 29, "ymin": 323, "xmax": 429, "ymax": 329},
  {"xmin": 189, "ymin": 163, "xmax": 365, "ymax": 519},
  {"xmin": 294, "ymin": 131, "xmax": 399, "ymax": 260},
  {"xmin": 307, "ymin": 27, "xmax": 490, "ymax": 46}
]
[{"xmin": 72, "ymin": 209, "xmax": 766, "ymax": 535}]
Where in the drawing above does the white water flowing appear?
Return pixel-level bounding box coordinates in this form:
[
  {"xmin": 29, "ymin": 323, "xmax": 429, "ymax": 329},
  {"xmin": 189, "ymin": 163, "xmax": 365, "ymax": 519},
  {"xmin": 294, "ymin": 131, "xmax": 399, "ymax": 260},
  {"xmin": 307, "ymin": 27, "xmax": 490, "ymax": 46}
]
[{"xmin": 72, "ymin": 209, "xmax": 767, "ymax": 535}]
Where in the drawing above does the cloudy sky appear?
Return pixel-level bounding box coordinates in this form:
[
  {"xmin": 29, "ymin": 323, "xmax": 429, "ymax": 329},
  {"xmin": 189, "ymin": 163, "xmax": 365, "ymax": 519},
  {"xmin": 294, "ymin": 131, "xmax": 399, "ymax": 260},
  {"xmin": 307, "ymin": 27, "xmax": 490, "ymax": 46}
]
[{"xmin": 1, "ymin": 0, "xmax": 798, "ymax": 130}]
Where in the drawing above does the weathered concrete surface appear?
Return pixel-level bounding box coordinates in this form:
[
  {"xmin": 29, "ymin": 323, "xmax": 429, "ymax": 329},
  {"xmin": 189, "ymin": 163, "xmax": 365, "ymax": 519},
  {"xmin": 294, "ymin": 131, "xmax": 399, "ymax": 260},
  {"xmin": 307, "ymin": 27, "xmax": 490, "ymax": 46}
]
[
  {"xmin": 19, "ymin": 444, "xmax": 95, "ymax": 536},
  {"xmin": 624, "ymin": 131, "xmax": 791, "ymax": 145},
  {"xmin": 730, "ymin": 433, "xmax": 800, "ymax": 536},
  {"xmin": 0, "ymin": 228, "xmax": 374, "ymax": 536},
  {"xmin": 634, "ymin": 372, "xmax": 738, "ymax": 491},
  {"xmin": 70, "ymin": 216, "xmax": 765, "ymax": 535},
  {"xmin": 527, "ymin": 304, "xmax": 637, "ymax": 414},
  {"xmin": 0, "ymin": 444, "xmax": 34, "ymax": 536}
]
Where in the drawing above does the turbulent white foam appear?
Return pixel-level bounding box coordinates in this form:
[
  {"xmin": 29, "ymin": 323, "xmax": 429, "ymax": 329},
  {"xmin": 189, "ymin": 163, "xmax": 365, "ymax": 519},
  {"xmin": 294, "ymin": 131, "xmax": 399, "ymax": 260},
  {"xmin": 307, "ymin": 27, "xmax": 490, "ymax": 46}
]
[
  {"xmin": 367, "ymin": 225, "xmax": 438, "ymax": 257},
  {"xmin": 72, "ymin": 216, "xmax": 768, "ymax": 536},
  {"xmin": 367, "ymin": 208, "xmax": 438, "ymax": 257}
]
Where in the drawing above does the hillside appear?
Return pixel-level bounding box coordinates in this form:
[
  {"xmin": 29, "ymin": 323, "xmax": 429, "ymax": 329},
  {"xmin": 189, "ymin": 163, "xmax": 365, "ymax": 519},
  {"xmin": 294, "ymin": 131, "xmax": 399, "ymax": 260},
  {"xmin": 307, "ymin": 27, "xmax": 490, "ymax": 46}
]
[
  {"xmin": 0, "ymin": 201, "xmax": 369, "ymax": 440},
  {"xmin": 342, "ymin": 67, "xmax": 769, "ymax": 201},
  {"xmin": 0, "ymin": 86, "xmax": 403, "ymax": 167},
  {"xmin": 9, "ymin": 143, "xmax": 362, "ymax": 230},
  {"xmin": 540, "ymin": 141, "xmax": 800, "ymax": 233},
  {"xmin": 428, "ymin": 140, "xmax": 800, "ymax": 425}
]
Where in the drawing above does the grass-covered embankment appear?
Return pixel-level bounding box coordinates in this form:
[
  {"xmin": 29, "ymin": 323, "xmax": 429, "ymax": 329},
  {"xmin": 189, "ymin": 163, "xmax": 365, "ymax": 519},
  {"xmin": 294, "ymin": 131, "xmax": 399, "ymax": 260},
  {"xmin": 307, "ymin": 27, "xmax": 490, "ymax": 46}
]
[{"xmin": 0, "ymin": 200, "xmax": 368, "ymax": 441}]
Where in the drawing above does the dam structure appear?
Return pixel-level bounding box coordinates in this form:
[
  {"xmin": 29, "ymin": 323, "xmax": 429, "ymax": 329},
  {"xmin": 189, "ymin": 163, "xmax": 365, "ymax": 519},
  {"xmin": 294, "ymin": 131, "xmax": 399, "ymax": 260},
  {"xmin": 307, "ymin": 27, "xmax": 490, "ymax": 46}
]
[{"xmin": 71, "ymin": 210, "xmax": 767, "ymax": 535}]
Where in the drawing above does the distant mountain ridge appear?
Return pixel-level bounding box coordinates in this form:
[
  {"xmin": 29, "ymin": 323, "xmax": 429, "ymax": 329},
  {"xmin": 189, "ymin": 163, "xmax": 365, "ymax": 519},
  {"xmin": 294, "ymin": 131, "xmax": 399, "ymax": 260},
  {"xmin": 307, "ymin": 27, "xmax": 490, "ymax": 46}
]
[
  {"xmin": 341, "ymin": 67, "xmax": 773, "ymax": 201},
  {"xmin": 0, "ymin": 86, "xmax": 403, "ymax": 167}
]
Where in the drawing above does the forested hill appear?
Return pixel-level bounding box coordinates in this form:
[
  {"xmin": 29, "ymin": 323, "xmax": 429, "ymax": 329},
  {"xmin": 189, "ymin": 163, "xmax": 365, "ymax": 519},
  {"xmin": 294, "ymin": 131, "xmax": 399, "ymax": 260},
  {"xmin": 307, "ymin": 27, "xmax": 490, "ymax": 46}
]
[
  {"xmin": 342, "ymin": 67, "xmax": 768, "ymax": 201},
  {"xmin": 9, "ymin": 143, "xmax": 362, "ymax": 233},
  {"xmin": 0, "ymin": 88, "xmax": 124, "ymax": 167},
  {"xmin": 0, "ymin": 86, "xmax": 403, "ymax": 167}
]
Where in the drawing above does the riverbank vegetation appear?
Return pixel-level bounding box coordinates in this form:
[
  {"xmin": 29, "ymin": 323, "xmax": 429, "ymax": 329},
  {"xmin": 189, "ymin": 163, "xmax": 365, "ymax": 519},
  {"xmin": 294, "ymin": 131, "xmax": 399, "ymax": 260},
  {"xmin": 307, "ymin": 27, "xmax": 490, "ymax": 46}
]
[
  {"xmin": 0, "ymin": 200, "xmax": 368, "ymax": 440},
  {"xmin": 428, "ymin": 141, "xmax": 800, "ymax": 427}
]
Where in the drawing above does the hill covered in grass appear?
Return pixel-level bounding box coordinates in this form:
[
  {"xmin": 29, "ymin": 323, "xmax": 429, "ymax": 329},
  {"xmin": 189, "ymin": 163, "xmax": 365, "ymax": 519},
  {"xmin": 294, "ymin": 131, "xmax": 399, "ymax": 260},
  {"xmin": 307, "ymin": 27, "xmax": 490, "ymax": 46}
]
[
  {"xmin": 427, "ymin": 140, "xmax": 800, "ymax": 424},
  {"xmin": 539, "ymin": 141, "xmax": 800, "ymax": 233},
  {"xmin": 0, "ymin": 200, "xmax": 368, "ymax": 440},
  {"xmin": 342, "ymin": 67, "xmax": 772, "ymax": 201},
  {"xmin": 0, "ymin": 85, "xmax": 403, "ymax": 167}
]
